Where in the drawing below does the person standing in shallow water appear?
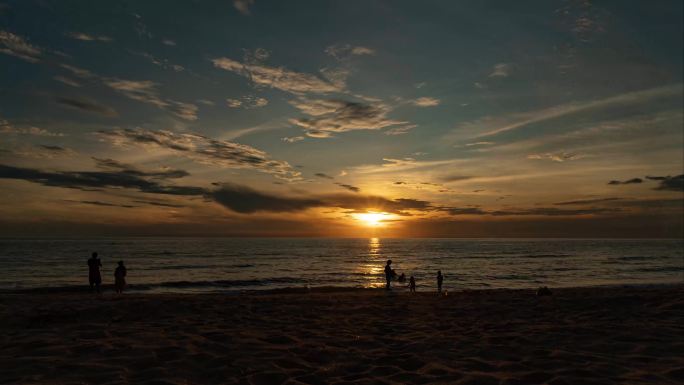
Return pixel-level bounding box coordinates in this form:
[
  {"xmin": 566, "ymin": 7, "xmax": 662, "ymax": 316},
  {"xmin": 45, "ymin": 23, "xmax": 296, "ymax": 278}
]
[
  {"xmin": 114, "ymin": 261, "xmax": 127, "ymax": 294},
  {"xmin": 437, "ymin": 270, "xmax": 443, "ymax": 293},
  {"xmin": 87, "ymin": 252, "xmax": 102, "ymax": 293},
  {"xmin": 384, "ymin": 260, "xmax": 393, "ymax": 290},
  {"xmin": 409, "ymin": 276, "xmax": 416, "ymax": 293}
]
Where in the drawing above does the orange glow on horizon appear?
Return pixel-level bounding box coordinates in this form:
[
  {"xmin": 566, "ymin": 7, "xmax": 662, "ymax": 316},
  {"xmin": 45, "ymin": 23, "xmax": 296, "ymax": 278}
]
[{"xmin": 353, "ymin": 212, "xmax": 394, "ymax": 227}]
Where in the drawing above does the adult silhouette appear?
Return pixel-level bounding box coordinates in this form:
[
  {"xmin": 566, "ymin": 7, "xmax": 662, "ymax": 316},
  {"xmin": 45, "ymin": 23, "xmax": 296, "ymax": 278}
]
[
  {"xmin": 437, "ymin": 270, "xmax": 443, "ymax": 293},
  {"xmin": 384, "ymin": 260, "xmax": 393, "ymax": 290},
  {"xmin": 114, "ymin": 261, "xmax": 127, "ymax": 294},
  {"xmin": 87, "ymin": 252, "xmax": 102, "ymax": 293}
]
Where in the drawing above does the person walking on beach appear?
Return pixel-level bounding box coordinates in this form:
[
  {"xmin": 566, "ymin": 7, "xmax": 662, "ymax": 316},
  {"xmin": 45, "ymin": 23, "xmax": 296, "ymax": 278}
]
[
  {"xmin": 114, "ymin": 261, "xmax": 127, "ymax": 294},
  {"xmin": 409, "ymin": 276, "xmax": 416, "ymax": 292},
  {"xmin": 384, "ymin": 260, "xmax": 393, "ymax": 290},
  {"xmin": 87, "ymin": 252, "xmax": 102, "ymax": 293},
  {"xmin": 437, "ymin": 270, "xmax": 443, "ymax": 293}
]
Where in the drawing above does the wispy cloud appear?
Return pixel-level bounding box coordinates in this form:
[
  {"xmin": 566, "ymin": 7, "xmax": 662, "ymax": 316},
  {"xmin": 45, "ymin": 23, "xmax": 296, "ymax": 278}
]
[
  {"xmin": 0, "ymin": 30, "xmax": 41, "ymax": 63},
  {"xmin": 411, "ymin": 97, "xmax": 441, "ymax": 107},
  {"xmin": 226, "ymin": 95, "xmax": 268, "ymax": 109},
  {"xmin": 470, "ymin": 84, "xmax": 682, "ymax": 138},
  {"xmin": 233, "ymin": 0, "xmax": 255, "ymax": 15},
  {"xmin": 212, "ymin": 57, "xmax": 341, "ymax": 94},
  {"xmin": 289, "ymin": 98, "xmax": 408, "ymax": 138},
  {"xmin": 53, "ymin": 76, "xmax": 81, "ymax": 87},
  {"xmin": 56, "ymin": 96, "xmax": 118, "ymax": 117},
  {"xmin": 488, "ymin": 63, "xmax": 511, "ymax": 78},
  {"xmin": 99, "ymin": 128, "xmax": 301, "ymax": 180},
  {"xmin": 282, "ymin": 136, "xmax": 304, "ymax": 143},
  {"xmin": 65, "ymin": 32, "xmax": 112, "ymax": 42},
  {"xmin": 325, "ymin": 44, "xmax": 375, "ymax": 60},
  {"xmin": 9, "ymin": 145, "xmax": 77, "ymax": 159},
  {"xmin": 0, "ymin": 119, "xmax": 64, "ymax": 137},
  {"xmin": 608, "ymin": 178, "xmax": 643, "ymax": 185},
  {"xmin": 104, "ymin": 79, "xmax": 198, "ymax": 120},
  {"xmin": 527, "ymin": 152, "xmax": 584, "ymax": 162},
  {"xmin": 0, "ymin": 163, "xmax": 204, "ymax": 196},
  {"xmin": 335, "ymin": 183, "xmax": 360, "ymax": 192}
]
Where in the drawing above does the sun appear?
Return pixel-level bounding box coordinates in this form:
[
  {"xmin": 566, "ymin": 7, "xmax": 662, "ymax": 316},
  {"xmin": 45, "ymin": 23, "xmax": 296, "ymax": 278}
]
[{"xmin": 353, "ymin": 212, "xmax": 392, "ymax": 227}]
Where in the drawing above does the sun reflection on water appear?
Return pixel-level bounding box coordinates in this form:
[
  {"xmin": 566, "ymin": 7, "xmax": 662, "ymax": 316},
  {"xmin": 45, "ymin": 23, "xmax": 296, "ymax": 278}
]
[{"xmin": 357, "ymin": 237, "xmax": 385, "ymax": 288}]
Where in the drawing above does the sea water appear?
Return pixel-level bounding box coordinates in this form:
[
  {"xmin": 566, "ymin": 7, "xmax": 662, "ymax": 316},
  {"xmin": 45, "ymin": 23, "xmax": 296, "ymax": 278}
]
[{"xmin": 0, "ymin": 238, "xmax": 681, "ymax": 293}]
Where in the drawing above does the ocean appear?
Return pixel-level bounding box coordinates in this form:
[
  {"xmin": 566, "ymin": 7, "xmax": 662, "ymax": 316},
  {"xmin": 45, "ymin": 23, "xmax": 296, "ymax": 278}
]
[{"xmin": 0, "ymin": 238, "xmax": 682, "ymax": 293}]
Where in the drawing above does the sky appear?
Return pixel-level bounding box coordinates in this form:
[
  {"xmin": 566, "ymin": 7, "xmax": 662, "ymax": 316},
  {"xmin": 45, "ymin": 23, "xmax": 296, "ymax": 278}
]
[{"xmin": 0, "ymin": 0, "xmax": 682, "ymax": 237}]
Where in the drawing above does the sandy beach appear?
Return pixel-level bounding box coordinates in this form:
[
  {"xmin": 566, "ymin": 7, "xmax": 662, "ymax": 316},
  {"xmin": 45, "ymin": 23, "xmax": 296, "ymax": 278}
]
[{"xmin": 1, "ymin": 285, "xmax": 683, "ymax": 385}]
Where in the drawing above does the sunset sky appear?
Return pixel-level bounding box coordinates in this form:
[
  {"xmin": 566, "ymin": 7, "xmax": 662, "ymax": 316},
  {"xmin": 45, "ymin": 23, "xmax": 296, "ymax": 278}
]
[{"xmin": 1, "ymin": 0, "xmax": 682, "ymax": 237}]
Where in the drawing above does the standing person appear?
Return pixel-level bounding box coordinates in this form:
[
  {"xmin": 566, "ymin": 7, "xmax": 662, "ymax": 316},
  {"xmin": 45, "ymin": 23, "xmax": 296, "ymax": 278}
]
[
  {"xmin": 409, "ymin": 276, "xmax": 416, "ymax": 292},
  {"xmin": 114, "ymin": 261, "xmax": 127, "ymax": 294},
  {"xmin": 384, "ymin": 260, "xmax": 393, "ymax": 290},
  {"xmin": 87, "ymin": 252, "xmax": 102, "ymax": 293},
  {"xmin": 437, "ymin": 270, "xmax": 443, "ymax": 294}
]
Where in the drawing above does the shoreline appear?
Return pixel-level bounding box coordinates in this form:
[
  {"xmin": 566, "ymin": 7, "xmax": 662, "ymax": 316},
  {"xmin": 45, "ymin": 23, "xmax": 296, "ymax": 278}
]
[
  {"xmin": 2, "ymin": 285, "xmax": 683, "ymax": 384},
  {"xmin": 2, "ymin": 281, "xmax": 683, "ymax": 295}
]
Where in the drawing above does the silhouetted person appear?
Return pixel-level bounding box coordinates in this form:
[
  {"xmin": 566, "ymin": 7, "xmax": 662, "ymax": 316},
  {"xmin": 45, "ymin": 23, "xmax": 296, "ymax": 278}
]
[
  {"xmin": 398, "ymin": 273, "xmax": 406, "ymax": 283},
  {"xmin": 537, "ymin": 286, "xmax": 552, "ymax": 296},
  {"xmin": 88, "ymin": 252, "xmax": 102, "ymax": 293},
  {"xmin": 114, "ymin": 261, "xmax": 127, "ymax": 294},
  {"xmin": 437, "ymin": 270, "xmax": 443, "ymax": 293},
  {"xmin": 384, "ymin": 260, "xmax": 393, "ymax": 290},
  {"xmin": 409, "ymin": 276, "xmax": 416, "ymax": 292}
]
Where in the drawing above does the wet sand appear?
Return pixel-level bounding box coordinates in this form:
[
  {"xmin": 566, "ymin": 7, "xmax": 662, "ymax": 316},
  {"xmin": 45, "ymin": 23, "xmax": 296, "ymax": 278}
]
[{"xmin": 1, "ymin": 285, "xmax": 683, "ymax": 384}]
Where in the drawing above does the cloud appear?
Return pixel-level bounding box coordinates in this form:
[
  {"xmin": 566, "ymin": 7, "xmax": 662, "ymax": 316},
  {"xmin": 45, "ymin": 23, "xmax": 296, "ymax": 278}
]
[
  {"xmin": 324, "ymin": 44, "xmax": 375, "ymax": 60},
  {"xmin": 471, "ymin": 84, "xmax": 683, "ymax": 138},
  {"xmin": 210, "ymin": 183, "xmax": 432, "ymax": 214},
  {"xmin": 443, "ymin": 207, "xmax": 488, "ymax": 215},
  {"xmin": 64, "ymin": 200, "xmax": 136, "ymax": 208},
  {"xmin": 441, "ymin": 175, "xmax": 474, "ymax": 183},
  {"xmin": 56, "ymin": 96, "xmax": 118, "ymax": 117},
  {"xmin": 226, "ymin": 95, "xmax": 268, "ymax": 109},
  {"xmin": 441, "ymin": 206, "xmax": 620, "ymax": 216},
  {"xmin": 411, "ymin": 97, "xmax": 441, "ymax": 107},
  {"xmin": 646, "ymin": 175, "xmax": 684, "ymax": 192},
  {"xmin": 0, "ymin": 120, "xmax": 64, "ymax": 137},
  {"xmin": 0, "ymin": 163, "xmax": 205, "ymax": 196},
  {"xmin": 608, "ymin": 178, "xmax": 643, "ymax": 185},
  {"xmin": 212, "ymin": 57, "xmax": 341, "ymax": 94},
  {"xmin": 104, "ymin": 79, "xmax": 198, "ymax": 120},
  {"xmin": 65, "ymin": 32, "xmax": 112, "ymax": 42},
  {"xmin": 59, "ymin": 64, "xmax": 95, "ymax": 79},
  {"xmin": 0, "ymin": 30, "xmax": 41, "ymax": 62},
  {"xmin": 384, "ymin": 124, "xmax": 416, "ymax": 136},
  {"xmin": 10, "ymin": 145, "xmax": 77, "ymax": 159},
  {"xmin": 92, "ymin": 157, "xmax": 189, "ymax": 179},
  {"xmin": 335, "ymin": 183, "xmax": 360, "ymax": 193},
  {"xmin": 233, "ymin": 0, "xmax": 254, "ymax": 15},
  {"xmin": 488, "ymin": 63, "xmax": 511, "ymax": 78},
  {"xmin": 289, "ymin": 98, "xmax": 408, "ymax": 138},
  {"xmin": 555, "ymin": 197, "xmax": 622, "ymax": 205},
  {"xmin": 527, "ymin": 152, "xmax": 584, "ymax": 162},
  {"xmin": 465, "ymin": 141, "xmax": 495, "ymax": 147},
  {"xmin": 99, "ymin": 128, "xmax": 301, "ymax": 180},
  {"xmin": 132, "ymin": 200, "xmax": 185, "ymax": 208},
  {"xmin": 489, "ymin": 207, "xmax": 620, "ymax": 216},
  {"xmin": 314, "ymin": 173, "xmax": 334, "ymax": 179},
  {"xmin": 162, "ymin": 39, "xmax": 176, "ymax": 46},
  {"xmin": 134, "ymin": 51, "xmax": 185, "ymax": 72},
  {"xmin": 282, "ymin": 136, "xmax": 304, "ymax": 143},
  {"xmin": 53, "ymin": 76, "xmax": 81, "ymax": 87}
]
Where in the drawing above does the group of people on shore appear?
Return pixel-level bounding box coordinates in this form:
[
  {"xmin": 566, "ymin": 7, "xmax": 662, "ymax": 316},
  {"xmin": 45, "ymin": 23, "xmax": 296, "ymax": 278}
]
[
  {"xmin": 384, "ymin": 259, "xmax": 445, "ymax": 293},
  {"xmin": 87, "ymin": 252, "xmax": 126, "ymax": 294},
  {"xmin": 86, "ymin": 253, "xmax": 440, "ymax": 295}
]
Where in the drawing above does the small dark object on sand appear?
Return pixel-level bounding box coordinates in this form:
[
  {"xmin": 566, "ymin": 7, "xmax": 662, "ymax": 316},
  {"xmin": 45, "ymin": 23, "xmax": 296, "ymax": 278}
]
[{"xmin": 537, "ymin": 286, "xmax": 552, "ymax": 296}]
